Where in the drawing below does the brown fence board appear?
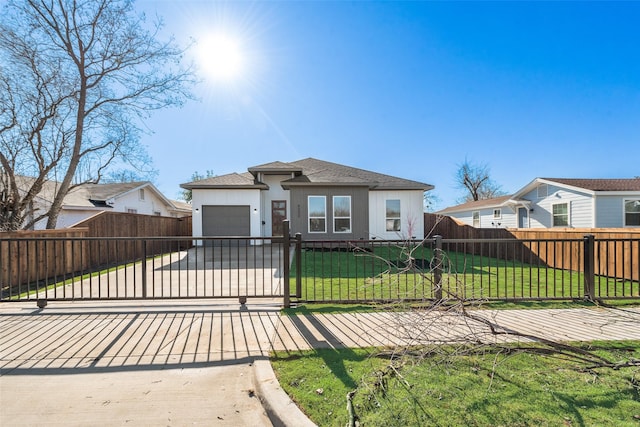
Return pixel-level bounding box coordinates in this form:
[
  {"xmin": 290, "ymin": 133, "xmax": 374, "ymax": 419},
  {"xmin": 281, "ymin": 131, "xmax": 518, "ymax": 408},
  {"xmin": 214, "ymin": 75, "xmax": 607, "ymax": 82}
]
[
  {"xmin": 1, "ymin": 213, "xmax": 192, "ymax": 291},
  {"xmin": 425, "ymin": 213, "xmax": 640, "ymax": 281}
]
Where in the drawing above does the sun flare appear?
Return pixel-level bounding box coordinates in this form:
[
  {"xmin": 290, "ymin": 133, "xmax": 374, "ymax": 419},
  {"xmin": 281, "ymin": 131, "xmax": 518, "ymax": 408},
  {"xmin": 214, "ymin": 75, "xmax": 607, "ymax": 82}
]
[{"xmin": 196, "ymin": 33, "xmax": 244, "ymax": 82}]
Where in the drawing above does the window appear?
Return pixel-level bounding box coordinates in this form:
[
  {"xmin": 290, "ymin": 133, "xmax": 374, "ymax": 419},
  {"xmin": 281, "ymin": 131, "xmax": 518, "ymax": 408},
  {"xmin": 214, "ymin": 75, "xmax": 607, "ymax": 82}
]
[
  {"xmin": 385, "ymin": 199, "xmax": 401, "ymax": 232},
  {"xmin": 308, "ymin": 196, "xmax": 326, "ymax": 233},
  {"xmin": 139, "ymin": 188, "xmax": 145, "ymax": 200},
  {"xmin": 154, "ymin": 211, "xmax": 161, "ymax": 216},
  {"xmin": 126, "ymin": 208, "xmax": 138, "ymax": 214},
  {"xmin": 333, "ymin": 196, "xmax": 351, "ymax": 233},
  {"xmin": 552, "ymin": 203, "xmax": 569, "ymax": 227},
  {"xmin": 493, "ymin": 208, "xmax": 502, "ymax": 219},
  {"xmin": 472, "ymin": 211, "xmax": 480, "ymax": 227},
  {"xmin": 537, "ymin": 184, "xmax": 548, "ymax": 198},
  {"xmin": 624, "ymin": 199, "xmax": 640, "ymax": 226}
]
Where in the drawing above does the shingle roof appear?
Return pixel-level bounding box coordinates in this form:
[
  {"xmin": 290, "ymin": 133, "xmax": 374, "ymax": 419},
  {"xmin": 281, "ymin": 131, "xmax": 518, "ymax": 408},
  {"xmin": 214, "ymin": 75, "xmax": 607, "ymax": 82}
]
[
  {"xmin": 542, "ymin": 178, "xmax": 640, "ymax": 192},
  {"xmin": 284, "ymin": 158, "xmax": 432, "ymax": 190},
  {"xmin": 437, "ymin": 195, "xmax": 514, "ymax": 214},
  {"xmin": 181, "ymin": 158, "xmax": 433, "ymax": 191},
  {"xmin": 181, "ymin": 172, "xmax": 268, "ymax": 189}
]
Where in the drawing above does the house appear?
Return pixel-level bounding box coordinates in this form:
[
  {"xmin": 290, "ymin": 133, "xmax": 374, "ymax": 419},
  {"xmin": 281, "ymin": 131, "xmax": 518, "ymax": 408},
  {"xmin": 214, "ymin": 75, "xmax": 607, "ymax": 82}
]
[
  {"xmin": 438, "ymin": 178, "xmax": 640, "ymax": 229},
  {"xmin": 180, "ymin": 158, "xmax": 433, "ymax": 241},
  {"xmin": 18, "ymin": 177, "xmax": 191, "ymax": 230}
]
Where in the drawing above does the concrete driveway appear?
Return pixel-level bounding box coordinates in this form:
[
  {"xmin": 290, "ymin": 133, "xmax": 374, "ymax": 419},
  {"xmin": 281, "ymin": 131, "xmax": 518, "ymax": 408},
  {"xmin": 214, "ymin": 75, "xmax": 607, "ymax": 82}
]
[{"xmin": 0, "ymin": 300, "xmax": 281, "ymax": 427}]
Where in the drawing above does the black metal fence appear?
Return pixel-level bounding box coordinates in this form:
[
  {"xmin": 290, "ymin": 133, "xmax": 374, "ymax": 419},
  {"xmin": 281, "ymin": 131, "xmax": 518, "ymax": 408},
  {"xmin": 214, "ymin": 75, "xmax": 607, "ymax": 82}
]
[
  {"xmin": 294, "ymin": 235, "xmax": 640, "ymax": 303},
  {"xmin": 1, "ymin": 232, "xmax": 638, "ymax": 307},
  {"xmin": 1, "ymin": 236, "xmax": 286, "ymax": 305}
]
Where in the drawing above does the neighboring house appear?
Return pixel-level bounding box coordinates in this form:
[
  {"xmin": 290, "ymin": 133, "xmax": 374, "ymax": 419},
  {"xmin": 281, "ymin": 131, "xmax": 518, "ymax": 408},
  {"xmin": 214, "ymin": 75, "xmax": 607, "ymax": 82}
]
[
  {"xmin": 180, "ymin": 158, "xmax": 433, "ymax": 241},
  {"xmin": 17, "ymin": 177, "xmax": 191, "ymax": 230},
  {"xmin": 438, "ymin": 178, "xmax": 640, "ymax": 229}
]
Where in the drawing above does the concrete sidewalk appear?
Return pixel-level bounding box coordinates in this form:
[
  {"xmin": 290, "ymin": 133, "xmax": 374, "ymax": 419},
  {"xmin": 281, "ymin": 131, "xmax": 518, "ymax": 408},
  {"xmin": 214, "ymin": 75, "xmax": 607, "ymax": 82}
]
[{"xmin": 1, "ymin": 301, "xmax": 639, "ymax": 426}]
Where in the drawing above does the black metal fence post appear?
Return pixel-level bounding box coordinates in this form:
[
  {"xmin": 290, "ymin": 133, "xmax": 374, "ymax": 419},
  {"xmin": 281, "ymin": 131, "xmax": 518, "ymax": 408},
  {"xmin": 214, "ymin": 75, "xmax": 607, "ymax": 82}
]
[
  {"xmin": 583, "ymin": 234, "xmax": 595, "ymax": 300},
  {"xmin": 142, "ymin": 239, "xmax": 148, "ymax": 299},
  {"xmin": 283, "ymin": 220, "xmax": 291, "ymax": 308},
  {"xmin": 295, "ymin": 232, "xmax": 302, "ymax": 299},
  {"xmin": 434, "ymin": 235, "xmax": 443, "ymax": 301}
]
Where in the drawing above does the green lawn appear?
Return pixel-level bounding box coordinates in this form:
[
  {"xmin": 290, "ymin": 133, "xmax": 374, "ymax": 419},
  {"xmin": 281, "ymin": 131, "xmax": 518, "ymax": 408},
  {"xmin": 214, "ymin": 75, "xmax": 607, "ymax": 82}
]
[
  {"xmin": 290, "ymin": 244, "xmax": 639, "ymax": 302},
  {"xmin": 271, "ymin": 341, "xmax": 640, "ymax": 427}
]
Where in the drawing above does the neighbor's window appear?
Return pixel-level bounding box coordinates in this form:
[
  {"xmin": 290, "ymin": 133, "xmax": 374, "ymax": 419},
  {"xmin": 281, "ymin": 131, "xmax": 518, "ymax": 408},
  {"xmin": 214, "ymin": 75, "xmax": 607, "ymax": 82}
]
[
  {"xmin": 386, "ymin": 199, "xmax": 401, "ymax": 232},
  {"xmin": 537, "ymin": 184, "xmax": 548, "ymax": 198},
  {"xmin": 154, "ymin": 211, "xmax": 161, "ymax": 216},
  {"xmin": 127, "ymin": 208, "xmax": 138, "ymax": 214},
  {"xmin": 308, "ymin": 196, "xmax": 326, "ymax": 233},
  {"xmin": 624, "ymin": 199, "xmax": 640, "ymax": 226},
  {"xmin": 552, "ymin": 203, "xmax": 569, "ymax": 227},
  {"xmin": 139, "ymin": 188, "xmax": 145, "ymax": 200},
  {"xmin": 472, "ymin": 211, "xmax": 480, "ymax": 227},
  {"xmin": 333, "ymin": 196, "xmax": 351, "ymax": 233},
  {"xmin": 493, "ymin": 208, "xmax": 501, "ymax": 219}
]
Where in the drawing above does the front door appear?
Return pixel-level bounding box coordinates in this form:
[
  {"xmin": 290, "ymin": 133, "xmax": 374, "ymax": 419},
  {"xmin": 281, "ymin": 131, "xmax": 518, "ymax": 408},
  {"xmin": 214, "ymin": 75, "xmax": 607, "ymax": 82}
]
[
  {"xmin": 518, "ymin": 207, "xmax": 529, "ymax": 228},
  {"xmin": 271, "ymin": 200, "xmax": 287, "ymax": 236}
]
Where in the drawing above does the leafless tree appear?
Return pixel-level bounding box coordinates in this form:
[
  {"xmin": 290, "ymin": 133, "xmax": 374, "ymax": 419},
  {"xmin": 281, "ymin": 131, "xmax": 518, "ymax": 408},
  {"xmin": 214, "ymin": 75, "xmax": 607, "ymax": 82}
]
[
  {"xmin": 0, "ymin": 0, "xmax": 194, "ymax": 230},
  {"xmin": 455, "ymin": 158, "xmax": 506, "ymax": 202}
]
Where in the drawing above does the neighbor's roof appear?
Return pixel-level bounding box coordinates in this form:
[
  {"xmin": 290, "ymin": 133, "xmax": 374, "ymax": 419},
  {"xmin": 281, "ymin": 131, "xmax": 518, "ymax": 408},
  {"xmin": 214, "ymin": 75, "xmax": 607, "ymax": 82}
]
[
  {"xmin": 15, "ymin": 176, "xmax": 177, "ymax": 209},
  {"xmin": 439, "ymin": 177, "xmax": 640, "ymax": 214},
  {"xmin": 540, "ymin": 178, "xmax": 640, "ymax": 192},
  {"xmin": 182, "ymin": 158, "xmax": 433, "ymax": 191},
  {"xmin": 437, "ymin": 195, "xmax": 515, "ymax": 214}
]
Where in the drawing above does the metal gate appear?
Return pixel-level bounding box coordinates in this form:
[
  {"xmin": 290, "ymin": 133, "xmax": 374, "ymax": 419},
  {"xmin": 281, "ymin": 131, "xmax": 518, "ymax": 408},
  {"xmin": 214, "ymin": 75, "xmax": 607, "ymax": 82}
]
[{"xmin": 1, "ymin": 235, "xmax": 294, "ymax": 307}]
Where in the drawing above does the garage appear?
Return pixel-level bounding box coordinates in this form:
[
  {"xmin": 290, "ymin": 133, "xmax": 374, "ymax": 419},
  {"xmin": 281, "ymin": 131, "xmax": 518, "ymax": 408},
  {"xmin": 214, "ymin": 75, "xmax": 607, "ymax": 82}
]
[{"xmin": 202, "ymin": 205, "xmax": 251, "ymax": 236}]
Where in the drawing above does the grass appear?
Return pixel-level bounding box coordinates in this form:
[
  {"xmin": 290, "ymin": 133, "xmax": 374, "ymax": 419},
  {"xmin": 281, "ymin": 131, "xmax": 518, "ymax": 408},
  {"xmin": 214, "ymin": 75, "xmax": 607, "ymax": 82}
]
[
  {"xmin": 290, "ymin": 244, "xmax": 640, "ymax": 302},
  {"xmin": 271, "ymin": 341, "xmax": 640, "ymax": 427}
]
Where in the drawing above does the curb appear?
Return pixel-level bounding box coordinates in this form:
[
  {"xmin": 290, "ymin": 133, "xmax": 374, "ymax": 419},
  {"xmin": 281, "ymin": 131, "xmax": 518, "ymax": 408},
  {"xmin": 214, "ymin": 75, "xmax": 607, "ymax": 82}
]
[{"xmin": 253, "ymin": 359, "xmax": 317, "ymax": 427}]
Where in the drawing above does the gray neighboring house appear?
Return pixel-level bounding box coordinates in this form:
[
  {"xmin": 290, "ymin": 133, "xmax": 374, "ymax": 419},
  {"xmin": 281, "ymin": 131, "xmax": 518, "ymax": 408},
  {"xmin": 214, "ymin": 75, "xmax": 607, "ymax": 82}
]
[
  {"xmin": 438, "ymin": 178, "xmax": 640, "ymax": 229},
  {"xmin": 18, "ymin": 177, "xmax": 191, "ymax": 230},
  {"xmin": 180, "ymin": 158, "xmax": 434, "ymax": 241}
]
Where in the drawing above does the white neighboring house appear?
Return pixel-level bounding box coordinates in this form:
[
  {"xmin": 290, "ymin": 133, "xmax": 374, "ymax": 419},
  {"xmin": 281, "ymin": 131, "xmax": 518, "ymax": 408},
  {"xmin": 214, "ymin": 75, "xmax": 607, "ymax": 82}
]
[
  {"xmin": 438, "ymin": 178, "xmax": 640, "ymax": 229},
  {"xmin": 19, "ymin": 178, "xmax": 191, "ymax": 230},
  {"xmin": 180, "ymin": 158, "xmax": 434, "ymax": 242}
]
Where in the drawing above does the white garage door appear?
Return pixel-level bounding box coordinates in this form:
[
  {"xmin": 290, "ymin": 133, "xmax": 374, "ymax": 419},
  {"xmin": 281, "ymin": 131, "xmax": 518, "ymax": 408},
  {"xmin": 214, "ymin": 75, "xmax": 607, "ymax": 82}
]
[{"xmin": 202, "ymin": 205, "xmax": 251, "ymax": 236}]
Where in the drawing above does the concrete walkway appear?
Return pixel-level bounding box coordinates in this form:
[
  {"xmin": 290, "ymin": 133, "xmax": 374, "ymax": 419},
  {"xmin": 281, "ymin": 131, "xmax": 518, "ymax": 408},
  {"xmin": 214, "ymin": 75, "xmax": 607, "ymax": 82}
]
[{"xmin": 1, "ymin": 300, "xmax": 639, "ymax": 426}]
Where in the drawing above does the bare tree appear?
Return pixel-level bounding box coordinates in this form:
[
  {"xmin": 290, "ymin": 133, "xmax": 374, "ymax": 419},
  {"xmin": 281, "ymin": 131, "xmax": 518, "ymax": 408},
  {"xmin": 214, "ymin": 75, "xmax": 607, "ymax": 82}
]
[
  {"xmin": 455, "ymin": 158, "xmax": 506, "ymax": 202},
  {"xmin": 181, "ymin": 170, "xmax": 215, "ymax": 203},
  {"xmin": 0, "ymin": 0, "xmax": 194, "ymax": 230}
]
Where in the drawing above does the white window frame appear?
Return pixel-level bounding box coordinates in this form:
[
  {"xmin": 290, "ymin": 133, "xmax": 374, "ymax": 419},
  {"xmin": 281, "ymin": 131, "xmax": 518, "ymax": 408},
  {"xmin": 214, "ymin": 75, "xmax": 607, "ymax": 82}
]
[
  {"xmin": 551, "ymin": 202, "xmax": 570, "ymax": 227},
  {"xmin": 472, "ymin": 211, "xmax": 480, "ymax": 227},
  {"xmin": 493, "ymin": 208, "xmax": 502, "ymax": 219},
  {"xmin": 308, "ymin": 196, "xmax": 326, "ymax": 233},
  {"xmin": 623, "ymin": 199, "xmax": 640, "ymax": 227},
  {"xmin": 126, "ymin": 208, "xmax": 138, "ymax": 214},
  {"xmin": 385, "ymin": 199, "xmax": 401, "ymax": 232},
  {"xmin": 333, "ymin": 196, "xmax": 351, "ymax": 233},
  {"xmin": 139, "ymin": 188, "xmax": 145, "ymax": 201},
  {"xmin": 537, "ymin": 184, "xmax": 548, "ymax": 199}
]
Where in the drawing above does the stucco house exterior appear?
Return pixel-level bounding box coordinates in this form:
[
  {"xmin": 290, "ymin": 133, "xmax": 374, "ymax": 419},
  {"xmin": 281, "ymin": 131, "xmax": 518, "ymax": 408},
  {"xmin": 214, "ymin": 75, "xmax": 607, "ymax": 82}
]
[
  {"xmin": 438, "ymin": 178, "xmax": 640, "ymax": 229},
  {"xmin": 180, "ymin": 158, "xmax": 433, "ymax": 241},
  {"xmin": 19, "ymin": 178, "xmax": 191, "ymax": 230}
]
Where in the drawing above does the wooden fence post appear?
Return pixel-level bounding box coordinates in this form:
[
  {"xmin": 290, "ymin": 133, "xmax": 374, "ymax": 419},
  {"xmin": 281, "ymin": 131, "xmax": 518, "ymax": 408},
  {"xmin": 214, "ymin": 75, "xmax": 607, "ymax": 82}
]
[{"xmin": 583, "ymin": 234, "xmax": 595, "ymax": 300}]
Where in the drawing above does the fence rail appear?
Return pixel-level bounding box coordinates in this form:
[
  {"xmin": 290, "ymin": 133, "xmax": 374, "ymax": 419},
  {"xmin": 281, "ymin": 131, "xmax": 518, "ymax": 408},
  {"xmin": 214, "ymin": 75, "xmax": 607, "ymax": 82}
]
[
  {"xmin": 1, "ymin": 237, "xmax": 285, "ymax": 303},
  {"xmin": 2, "ymin": 231, "xmax": 639, "ymax": 306}
]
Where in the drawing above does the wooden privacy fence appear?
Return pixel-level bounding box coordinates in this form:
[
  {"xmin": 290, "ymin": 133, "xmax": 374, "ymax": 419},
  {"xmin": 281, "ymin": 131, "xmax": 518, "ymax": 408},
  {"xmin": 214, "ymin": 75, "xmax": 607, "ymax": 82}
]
[
  {"xmin": 71, "ymin": 211, "xmax": 193, "ymax": 268},
  {"xmin": 0, "ymin": 229, "xmax": 89, "ymax": 289},
  {"xmin": 1, "ymin": 212, "xmax": 192, "ymax": 290},
  {"xmin": 425, "ymin": 213, "xmax": 640, "ymax": 282}
]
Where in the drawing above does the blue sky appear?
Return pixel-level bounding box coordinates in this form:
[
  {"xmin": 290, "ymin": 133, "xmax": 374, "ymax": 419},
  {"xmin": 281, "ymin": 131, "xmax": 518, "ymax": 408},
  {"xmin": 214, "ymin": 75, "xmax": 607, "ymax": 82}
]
[{"xmin": 136, "ymin": 1, "xmax": 640, "ymax": 210}]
